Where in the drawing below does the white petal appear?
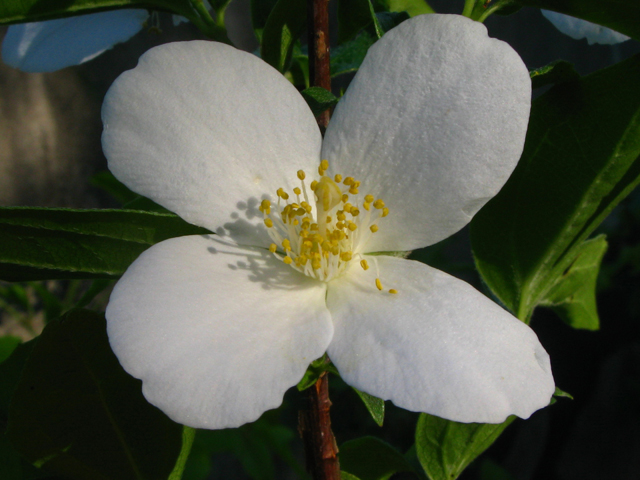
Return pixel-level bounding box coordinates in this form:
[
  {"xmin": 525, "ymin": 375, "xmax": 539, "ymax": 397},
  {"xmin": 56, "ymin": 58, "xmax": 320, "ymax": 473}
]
[
  {"xmin": 1, "ymin": 10, "xmax": 148, "ymax": 73},
  {"xmin": 102, "ymin": 41, "xmax": 322, "ymax": 246},
  {"xmin": 106, "ymin": 235, "xmax": 333, "ymax": 429},
  {"xmin": 327, "ymin": 256, "xmax": 554, "ymax": 423},
  {"xmin": 322, "ymin": 14, "xmax": 531, "ymax": 252},
  {"xmin": 541, "ymin": 10, "xmax": 630, "ymax": 45}
]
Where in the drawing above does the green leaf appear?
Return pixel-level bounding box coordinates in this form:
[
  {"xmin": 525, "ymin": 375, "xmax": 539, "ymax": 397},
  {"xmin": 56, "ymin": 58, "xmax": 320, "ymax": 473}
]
[
  {"xmin": 376, "ymin": 0, "xmax": 434, "ymax": 17},
  {"xmin": 260, "ymin": 0, "xmax": 306, "ymax": 72},
  {"xmin": 7, "ymin": 309, "xmax": 184, "ymax": 480},
  {"xmin": 0, "ymin": 0, "xmax": 193, "ymax": 25},
  {"xmin": 297, "ymin": 354, "xmax": 339, "ymax": 391},
  {"xmin": 513, "ymin": 0, "xmax": 640, "ymax": 41},
  {"xmin": 340, "ymin": 436, "xmax": 414, "ymax": 480},
  {"xmin": 301, "ymin": 87, "xmax": 340, "ymax": 118},
  {"xmin": 0, "ymin": 337, "xmax": 21, "ymax": 365},
  {"xmin": 539, "ymin": 235, "xmax": 607, "ymax": 330},
  {"xmin": 530, "ymin": 60, "xmax": 580, "ymax": 90},
  {"xmin": 415, "ymin": 414, "xmax": 515, "ymax": 480},
  {"xmin": 250, "ymin": 0, "xmax": 279, "ymax": 42},
  {"xmin": 553, "ymin": 386, "xmax": 573, "ymax": 400},
  {"xmin": 331, "ymin": 32, "xmax": 376, "ymax": 77},
  {"xmin": 342, "ymin": 472, "xmax": 362, "ymax": 480},
  {"xmin": 338, "ymin": 0, "xmax": 383, "ymax": 44},
  {"xmin": 90, "ymin": 171, "xmax": 138, "ymax": 206},
  {"xmin": 471, "ymin": 54, "xmax": 640, "ymax": 322},
  {"xmin": 352, "ymin": 388, "xmax": 385, "ymax": 427},
  {"xmin": 0, "ymin": 207, "xmax": 210, "ymax": 281}
]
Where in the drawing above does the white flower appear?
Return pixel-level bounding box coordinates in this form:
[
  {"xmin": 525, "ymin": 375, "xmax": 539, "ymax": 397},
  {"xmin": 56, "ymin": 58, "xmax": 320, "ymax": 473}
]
[
  {"xmin": 541, "ymin": 10, "xmax": 630, "ymax": 45},
  {"xmin": 102, "ymin": 14, "xmax": 555, "ymax": 429},
  {"xmin": 1, "ymin": 10, "xmax": 150, "ymax": 72}
]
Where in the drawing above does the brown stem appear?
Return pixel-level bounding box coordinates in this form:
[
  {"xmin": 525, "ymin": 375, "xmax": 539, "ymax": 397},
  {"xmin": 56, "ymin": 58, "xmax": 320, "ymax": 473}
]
[
  {"xmin": 300, "ymin": 1, "xmax": 339, "ymax": 478},
  {"xmin": 307, "ymin": 0, "xmax": 331, "ymax": 131},
  {"xmin": 298, "ymin": 372, "xmax": 341, "ymax": 480}
]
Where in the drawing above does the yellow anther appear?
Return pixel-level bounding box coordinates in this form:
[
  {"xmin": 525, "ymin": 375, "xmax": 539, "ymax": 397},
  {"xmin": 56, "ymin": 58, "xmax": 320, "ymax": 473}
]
[
  {"xmin": 293, "ymin": 187, "xmax": 301, "ymax": 195},
  {"xmin": 370, "ymin": 224, "xmax": 379, "ymax": 233},
  {"xmin": 297, "ymin": 170, "xmax": 306, "ymax": 180},
  {"xmin": 337, "ymin": 212, "xmax": 346, "ymax": 222},
  {"xmin": 376, "ymin": 278, "xmax": 383, "ymax": 291},
  {"xmin": 277, "ymin": 188, "xmax": 289, "ymax": 200},
  {"xmin": 331, "ymin": 245, "xmax": 340, "ymax": 255},
  {"xmin": 316, "ymin": 176, "xmax": 343, "ymax": 212},
  {"xmin": 297, "ymin": 208, "xmax": 306, "ymax": 216},
  {"xmin": 360, "ymin": 259, "xmax": 369, "ymax": 270},
  {"xmin": 343, "ymin": 203, "xmax": 353, "ymax": 213},
  {"xmin": 282, "ymin": 239, "xmax": 291, "ymax": 251},
  {"xmin": 348, "ymin": 222, "xmax": 357, "ymax": 231},
  {"xmin": 310, "ymin": 223, "xmax": 319, "ymax": 231},
  {"xmin": 373, "ymin": 199, "xmax": 385, "ymax": 209},
  {"xmin": 351, "ymin": 208, "xmax": 360, "ymax": 217},
  {"xmin": 321, "ymin": 159, "xmax": 329, "ymax": 171},
  {"xmin": 312, "ymin": 233, "xmax": 323, "ymax": 243},
  {"xmin": 260, "ymin": 199, "xmax": 271, "ymax": 214},
  {"xmin": 382, "ymin": 207, "xmax": 389, "ymax": 217},
  {"xmin": 293, "ymin": 219, "xmax": 299, "ymax": 226},
  {"xmin": 349, "ymin": 185, "xmax": 359, "ymax": 195},
  {"xmin": 336, "ymin": 222, "xmax": 345, "ymax": 230},
  {"xmin": 334, "ymin": 174, "xmax": 342, "ymax": 183},
  {"xmin": 283, "ymin": 256, "xmax": 292, "ymax": 265},
  {"xmin": 389, "ymin": 289, "xmax": 398, "ymax": 294},
  {"xmin": 343, "ymin": 177, "xmax": 354, "ymax": 186},
  {"xmin": 363, "ymin": 202, "xmax": 371, "ymax": 211},
  {"xmin": 364, "ymin": 194, "xmax": 374, "ymax": 203},
  {"xmin": 326, "ymin": 216, "xmax": 332, "ymax": 223},
  {"xmin": 342, "ymin": 194, "xmax": 349, "ymax": 203},
  {"xmin": 269, "ymin": 243, "xmax": 277, "ymax": 253},
  {"xmin": 322, "ymin": 241, "xmax": 332, "ymax": 252},
  {"xmin": 310, "ymin": 180, "xmax": 319, "ymax": 191},
  {"xmin": 264, "ymin": 218, "xmax": 273, "ymax": 228},
  {"xmin": 298, "ymin": 255, "xmax": 308, "ymax": 265},
  {"xmin": 304, "ymin": 240, "xmax": 313, "ymax": 249},
  {"xmin": 312, "ymin": 259, "xmax": 322, "ymax": 270},
  {"xmin": 340, "ymin": 252, "xmax": 353, "ymax": 262}
]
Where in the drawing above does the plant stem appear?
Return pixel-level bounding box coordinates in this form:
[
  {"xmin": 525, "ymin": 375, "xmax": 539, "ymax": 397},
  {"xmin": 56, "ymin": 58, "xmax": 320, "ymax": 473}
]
[
  {"xmin": 300, "ymin": 4, "xmax": 339, "ymax": 475},
  {"xmin": 307, "ymin": 0, "xmax": 332, "ymax": 131},
  {"xmin": 299, "ymin": 372, "xmax": 341, "ymax": 480}
]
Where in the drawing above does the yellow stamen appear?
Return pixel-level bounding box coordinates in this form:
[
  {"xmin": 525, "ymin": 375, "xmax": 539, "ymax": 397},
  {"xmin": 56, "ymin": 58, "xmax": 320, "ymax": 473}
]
[
  {"xmin": 283, "ymin": 256, "xmax": 292, "ymax": 265},
  {"xmin": 269, "ymin": 243, "xmax": 277, "ymax": 253},
  {"xmin": 264, "ymin": 218, "xmax": 273, "ymax": 228},
  {"xmin": 360, "ymin": 259, "xmax": 369, "ymax": 270},
  {"xmin": 382, "ymin": 207, "xmax": 389, "ymax": 217},
  {"xmin": 297, "ymin": 170, "xmax": 306, "ymax": 180},
  {"xmin": 376, "ymin": 278, "xmax": 383, "ymax": 291},
  {"xmin": 310, "ymin": 180, "xmax": 319, "ymax": 191},
  {"xmin": 370, "ymin": 224, "xmax": 379, "ymax": 233},
  {"xmin": 294, "ymin": 187, "xmax": 301, "ymax": 195},
  {"xmin": 334, "ymin": 174, "xmax": 342, "ymax": 183},
  {"xmin": 364, "ymin": 194, "xmax": 374, "ymax": 203},
  {"xmin": 373, "ymin": 199, "xmax": 385, "ymax": 209},
  {"xmin": 389, "ymin": 289, "xmax": 398, "ymax": 294}
]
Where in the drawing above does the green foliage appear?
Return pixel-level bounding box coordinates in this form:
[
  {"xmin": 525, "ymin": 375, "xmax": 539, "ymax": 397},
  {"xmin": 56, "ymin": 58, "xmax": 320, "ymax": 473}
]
[
  {"xmin": 261, "ymin": 0, "xmax": 306, "ymax": 72},
  {"xmin": 512, "ymin": 0, "xmax": 640, "ymax": 41},
  {"xmin": 352, "ymin": 389, "xmax": 385, "ymax": 427},
  {"xmin": 301, "ymin": 87, "xmax": 340, "ymax": 117},
  {"xmin": 0, "ymin": 337, "xmax": 20, "ymax": 364},
  {"xmin": 0, "ymin": 207, "xmax": 209, "ymax": 281},
  {"xmin": 340, "ymin": 436, "xmax": 415, "ymax": 480},
  {"xmin": 250, "ymin": 0, "xmax": 279, "ymax": 42},
  {"xmin": 471, "ymin": 54, "xmax": 640, "ymax": 323},
  {"xmin": 6, "ymin": 309, "xmax": 186, "ymax": 480},
  {"xmin": 0, "ymin": 0, "xmax": 193, "ymax": 24},
  {"xmin": 331, "ymin": 32, "xmax": 376, "ymax": 77},
  {"xmin": 530, "ymin": 60, "xmax": 579, "ymax": 90},
  {"xmin": 375, "ymin": 0, "xmax": 433, "ymax": 17},
  {"xmin": 415, "ymin": 414, "xmax": 515, "ymax": 480},
  {"xmin": 183, "ymin": 415, "xmax": 306, "ymax": 480},
  {"xmin": 337, "ymin": 0, "xmax": 383, "ymax": 45},
  {"xmin": 539, "ymin": 235, "xmax": 607, "ymax": 330}
]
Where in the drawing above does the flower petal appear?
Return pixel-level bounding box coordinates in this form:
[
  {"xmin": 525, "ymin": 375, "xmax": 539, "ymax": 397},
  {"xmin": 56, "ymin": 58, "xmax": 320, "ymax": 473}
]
[
  {"xmin": 102, "ymin": 41, "xmax": 322, "ymax": 247},
  {"xmin": 106, "ymin": 235, "xmax": 333, "ymax": 429},
  {"xmin": 322, "ymin": 14, "xmax": 531, "ymax": 252},
  {"xmin": 541, "ymin": 11, "xmax": 630, "ymax": 45},
  {"xmin": 1, "ymin": 10, "xmax": 148, "ymax": 73},
  {"xmin": 327, "ymin": 256, "xmax": 554, "ymax": 423}
]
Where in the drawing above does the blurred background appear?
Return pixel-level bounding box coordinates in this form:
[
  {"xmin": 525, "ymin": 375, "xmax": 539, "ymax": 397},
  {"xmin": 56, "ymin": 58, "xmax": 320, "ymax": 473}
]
[{"xmin": 1, "ymin": 0, "xmax": 639, "ymax": 478}]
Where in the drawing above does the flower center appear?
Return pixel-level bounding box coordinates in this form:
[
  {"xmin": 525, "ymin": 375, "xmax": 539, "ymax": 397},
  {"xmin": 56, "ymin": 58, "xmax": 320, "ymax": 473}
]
[{"xmin": 259, "ymin": 160, "xmax": 397, "ymax": 293}]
